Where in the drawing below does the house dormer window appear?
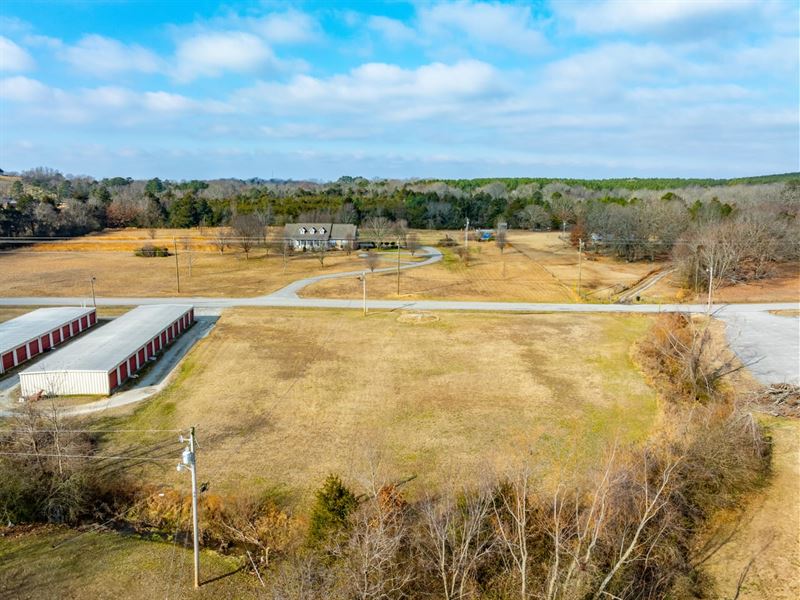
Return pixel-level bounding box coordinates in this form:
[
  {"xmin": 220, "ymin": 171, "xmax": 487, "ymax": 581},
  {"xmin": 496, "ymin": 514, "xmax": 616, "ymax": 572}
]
[
  {"xmin": 299, "ymin": 227, "xmax": 307, "ymax": 234},
  {"xmin": 310, "ymin": 227, "xmax": 317, "ymax": 234},
  {"xmin": 319, "ymin": 227, "xmax": 326, "ymax": 234}
]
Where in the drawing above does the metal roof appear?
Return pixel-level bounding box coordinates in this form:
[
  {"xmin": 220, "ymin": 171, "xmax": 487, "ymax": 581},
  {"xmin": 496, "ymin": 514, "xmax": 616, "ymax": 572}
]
[
  {"xmin": 21, "ymin": 304, "xmax": 192, "ymax": 374},
  {"xmin": 0, "ymin": 307, "xmax": 94, "ymax": 354}
]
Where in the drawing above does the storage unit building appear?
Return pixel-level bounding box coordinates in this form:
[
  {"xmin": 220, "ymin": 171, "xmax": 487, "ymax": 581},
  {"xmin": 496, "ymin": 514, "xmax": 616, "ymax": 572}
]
[
  {"xmin": 0, "ymin": 307, "xmax": 97, "ymax": 375},
  {"xmin": 19, "ymin": 304, "xmax": 194, "ymax": 397}
]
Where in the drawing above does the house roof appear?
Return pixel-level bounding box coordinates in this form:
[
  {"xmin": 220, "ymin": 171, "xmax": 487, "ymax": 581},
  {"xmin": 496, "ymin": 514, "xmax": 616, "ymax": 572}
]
[{"xmin": 284, "ymin": 223, "xmax": 357, "ymax": 241}]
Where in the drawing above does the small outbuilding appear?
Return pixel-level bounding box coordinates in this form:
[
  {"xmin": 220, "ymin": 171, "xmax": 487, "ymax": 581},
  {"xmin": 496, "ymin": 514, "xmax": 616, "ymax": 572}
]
[
  {"xmin": 19, "ymin": 304, "xmax": 194, "ymax": 397},
  {"xmin": 0, "ymin": 307, "xmax": 97, "ymax": 375}
]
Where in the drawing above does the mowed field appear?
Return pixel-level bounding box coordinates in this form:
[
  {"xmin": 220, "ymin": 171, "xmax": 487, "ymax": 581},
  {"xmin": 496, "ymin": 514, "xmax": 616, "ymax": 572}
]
[
  {"xmin": 0, "ymin": 228, "xmax": 400, "ymax": 298},
  {"xmin": 102, "ymin": 308, "xmax": 659, "ymax": 507},
  {"xmin": 0, "ymin": 525, "xmax": 260, "ymax": 599}
]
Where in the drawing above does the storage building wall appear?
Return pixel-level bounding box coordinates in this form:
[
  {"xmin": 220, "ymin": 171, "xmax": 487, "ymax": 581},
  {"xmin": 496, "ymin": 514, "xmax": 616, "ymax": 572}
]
[
  {"xmin": 107, "ymin": 307, "xmax": 195, "ymax": 392},
  {"xmin": 0, "ymin": 309, "xmax": 97, "ymax": 374},
  {"xmin": 18, "ymin": 370, "xmax": 110, "ymax": 396}
]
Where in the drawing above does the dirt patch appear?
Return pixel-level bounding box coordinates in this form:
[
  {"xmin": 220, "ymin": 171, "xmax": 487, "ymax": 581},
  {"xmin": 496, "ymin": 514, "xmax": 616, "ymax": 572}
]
[{"xmin": 397, "ymin": 311, "xmax": 440, "ymax": 324}]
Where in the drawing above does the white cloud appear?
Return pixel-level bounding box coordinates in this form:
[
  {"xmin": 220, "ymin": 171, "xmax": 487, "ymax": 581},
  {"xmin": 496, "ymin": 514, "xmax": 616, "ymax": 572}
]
[
  {"xmin": 555, "ymin": 0, "xmax": 780, "ymax": 37},
  {"xmin": 143, "ymin": 91, "xmax": 194, "ymax": 112},
  {"xmin": 367, "ymin": 16, "xmax": 417, "ymax": 45},
  {"xmin": 174, "ymin": 31, "xmax": 275, "ymax": 81},
  {"xmin": 61, "ymin": 35, "xmax": 161, "ymax": 76},
  {"xmin": 418, "ymin": 1, "xmax": 546, "ymax": 53},
  {"xmin": 250, "ymin": 9, "xmax": 318, "ymax": 43},
  {"xmin": 0, "ymin": 76, "xmax": 49, "ymax": 101},
  {"xmin": 236, "ymin": 59, "xmax": 503, "ymax": 120},
  {"xmin": 0, "ymin": 36, "xmax": 35, "ymax": 71}
]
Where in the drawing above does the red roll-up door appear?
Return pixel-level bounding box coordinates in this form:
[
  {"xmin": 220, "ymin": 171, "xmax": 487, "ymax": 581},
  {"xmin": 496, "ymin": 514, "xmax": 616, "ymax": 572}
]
[
  {"xmin": 109, "ymin": 370, "xmax": 118, "ymax": 390},
  {"xmin": 80, "ymin": 316, "xmax": 88, "ymax": 329},
  {"xmin": 29, "ymin": 339, "xmax": 40, "ymax": 356},
  {"xmin": 61, "ymin": 325, "xmax": 70, "ymax": 339},
  {"xmin": 2, "ymin": 352, "xmax": 13, "ymax": 371},
  {"xmin": 89, "ymin": 312, "xmax": 97, "ymax": 325},
  {"xmin": 41, "ymin": 335, "xmax": 51, "ymax": 351},
  {"xmin": 52, "ymin": 329, "xmax": 61, "ymax": 344},
  {"xmin": 129, "ymin": 356, "xmax": 137, "ymax": 373},
  {"xmin": 16, "ymin": 346, "xmax": 27, "ymax": 363},
  {"xmin": 138, "ymin": 348, "xmax": 145, "ymax": 364},
  {"xmin": 71, "ymin": 320, "xmax": 79, "ymax": 333},
  {"xmin": 161, "ymin": 331, "xmax": 167, "ymax": 345},
  {"xmin": 119, "ymin": 362, "xmax": 128, "ymax": 382},
  {"xmin": 146, "ymin": 341, "xmax": 153, "ymax": 356}
]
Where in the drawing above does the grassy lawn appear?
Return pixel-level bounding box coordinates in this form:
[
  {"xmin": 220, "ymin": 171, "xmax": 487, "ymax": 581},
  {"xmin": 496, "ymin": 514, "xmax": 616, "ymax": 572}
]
[
  {"xmin": 0, "ymin": 525, "xmax": 261, "ymax": 599},
  {"xmin": 99, "ymin": 308, "xmax": 659, "ymax": 508}
]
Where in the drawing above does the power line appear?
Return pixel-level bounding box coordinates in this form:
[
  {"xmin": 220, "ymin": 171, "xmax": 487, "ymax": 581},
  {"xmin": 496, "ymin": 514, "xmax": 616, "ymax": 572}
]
[{"xmin": 0, "ymin": 451, "xmax": 178, "ymax": 462}]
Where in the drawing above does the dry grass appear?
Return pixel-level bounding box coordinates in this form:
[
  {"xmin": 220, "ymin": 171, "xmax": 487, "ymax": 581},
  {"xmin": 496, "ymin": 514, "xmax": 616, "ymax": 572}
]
[
  {"xmin": 0, "ymin": 228, "xmax": 385, "ymax": 298},
  {"xmin": 0, "ymin": 525, "xmax": 260, "ymax": 599},
  {"xmin": 702, "ymin": 418, "xmax": 800, "ymax": 599},
  {"xmin": 303, "ymin": 241, "xmax": 575, "ymax": 302},
  {"xmin": 102, "ymin": 308, "xmax": 659, "ymax": 508}
]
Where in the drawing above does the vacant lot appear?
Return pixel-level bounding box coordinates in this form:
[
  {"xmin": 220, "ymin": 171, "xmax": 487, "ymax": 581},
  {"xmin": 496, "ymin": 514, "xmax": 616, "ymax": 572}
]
[
  {"xmin": 0, "ymin": 525, "xmax": 259, "ymax": 599},
  {"xmin": 0, "ymin": 228, "xmax": 393, "ymax": 298},
  {"xmin": 304, "ymin": 241, "xmax": 576, "ymax": 302},
  {"xmin": 102, "ymin": 308, "xmax": 658, "ymax": 507}
]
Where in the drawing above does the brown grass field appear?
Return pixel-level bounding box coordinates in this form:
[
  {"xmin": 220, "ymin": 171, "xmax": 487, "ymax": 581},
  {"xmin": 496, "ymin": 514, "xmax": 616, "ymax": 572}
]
[
  {"xmin": 101, "ymin": 308, "xmax": 659, "ymax": 508},
  {"xmin": 0, "ymin": 228, "xmax": 397, "ymax": 298}
]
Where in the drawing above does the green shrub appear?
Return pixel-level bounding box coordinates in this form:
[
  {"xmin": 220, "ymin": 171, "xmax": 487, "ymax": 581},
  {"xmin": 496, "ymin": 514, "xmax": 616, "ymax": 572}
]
[
  {"xmin": 308, "ymin": 474, "xmax": 358, "ymax": 545},
  {"xmin": 134, "ymin": 244, "xmax": 170, "ymax": 257}
]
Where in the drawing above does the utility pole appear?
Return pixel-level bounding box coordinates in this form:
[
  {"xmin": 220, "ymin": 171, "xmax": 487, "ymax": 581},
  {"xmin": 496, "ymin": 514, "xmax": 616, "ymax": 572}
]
[
  {"xmin": 706, "ymin": 264, "xmax": 714, "ymax": 313},
  {"xmin": 464, "ymin": 218, "xmax": 470, "ymax": 250},
  {"xmin": 396, "ymin": 236, "xmax": 401, "ymax": 295},
  {"xmin": 173, "ymin": 238, "xmax": 181, "ymax": 293},
  {"xmin": 359, "ymin": 272, "xmax": 367, "ymax": 316},
  {"xmin": 90, "ymin": 276, "xmax": 96, "ymax": 307},
  {"xmin": 177, "ymin": 427, "xmax": 200, "ymax": 588},
  {"xmin": 577, "ymin": 238, "xmax": 583, "ymax": 297}
]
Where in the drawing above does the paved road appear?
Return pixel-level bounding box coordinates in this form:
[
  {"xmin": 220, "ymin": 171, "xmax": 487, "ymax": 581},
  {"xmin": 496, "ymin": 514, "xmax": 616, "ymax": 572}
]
[
  {"xmin": 722, "ymin": 311, "xmax": 800, "ymax": 386},
  {"xmin": 270, "ymin": 246, "xmax": 442, "ymax": 298}
]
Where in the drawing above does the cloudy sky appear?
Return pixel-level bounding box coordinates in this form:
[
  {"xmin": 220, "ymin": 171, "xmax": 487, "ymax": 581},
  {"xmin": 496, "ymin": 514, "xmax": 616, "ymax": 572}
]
[{"xmin": 0, "ymin": 0, "xmax": 797, "ymax": 180}]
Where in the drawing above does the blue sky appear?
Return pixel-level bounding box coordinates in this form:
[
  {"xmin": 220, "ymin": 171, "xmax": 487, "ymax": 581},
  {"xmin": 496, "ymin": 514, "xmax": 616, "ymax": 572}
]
[{"xmin": 0, "ymin": 0, "xmax": 797, "ymax": 180}]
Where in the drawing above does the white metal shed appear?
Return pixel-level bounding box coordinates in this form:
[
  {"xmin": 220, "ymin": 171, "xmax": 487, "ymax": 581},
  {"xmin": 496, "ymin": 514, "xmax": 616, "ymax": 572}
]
[
  {"xmin": 0, "ymin": 307, "xmax": 96, "ymax": 374},
  {"xmin": 19, "ymin": 304, "xmax": 194, "ymax": 397}
]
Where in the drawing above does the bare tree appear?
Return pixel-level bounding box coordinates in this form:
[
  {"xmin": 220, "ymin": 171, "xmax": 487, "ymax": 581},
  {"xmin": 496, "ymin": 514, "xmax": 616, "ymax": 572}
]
[
  {"xmin": 516, "ymin": 204, "xmax": 550, "ymax": 230},
  {"xmin": 364, "ymin": 216, "xmax": 394, "ymax": 248},
  {"xmin": 455, "ymin": 246, "xmax": 471, "ymax": 265},
  {"xmin": 364, "ymin": 251, "xmax": 380, "ymax": 273},
  {"xmin": 230, "ymin": 213, "xmax": 261, "ymax": 259},
  {"xmin": 419, "ymin": 487, "xmax": 495, "ymax": 600},
  {"xmin": 492, "ymin": 466, "xmax": 533, "ymax": 599},
  {"xmin": 339, "ymin": 485, "xmax": 414, "ymax": 600},
  {"xmin": 212, "ymin": 227, "xmax": 229, "ymax": 254},
  {"xmin": 495, "ymin": 228, "xmax": 508, "ymax": 254}
]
